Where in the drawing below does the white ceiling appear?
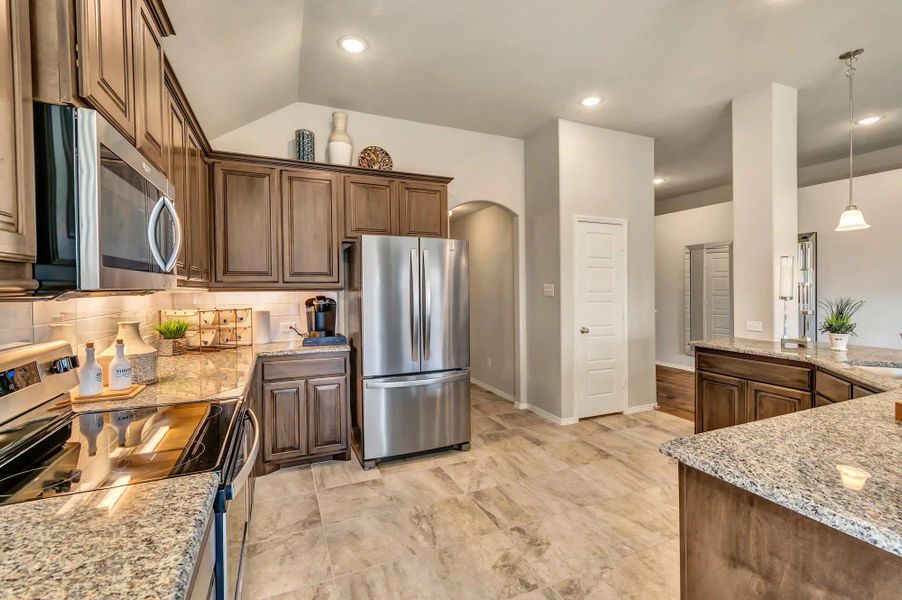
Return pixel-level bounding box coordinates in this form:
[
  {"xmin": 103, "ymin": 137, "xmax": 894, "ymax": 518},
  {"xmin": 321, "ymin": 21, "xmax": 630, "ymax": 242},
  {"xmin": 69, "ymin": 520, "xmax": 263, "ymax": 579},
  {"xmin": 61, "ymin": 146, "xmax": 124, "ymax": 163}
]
[{"xmin": 164, "ymin": 0, "xmax": 902, "ymax": 200}]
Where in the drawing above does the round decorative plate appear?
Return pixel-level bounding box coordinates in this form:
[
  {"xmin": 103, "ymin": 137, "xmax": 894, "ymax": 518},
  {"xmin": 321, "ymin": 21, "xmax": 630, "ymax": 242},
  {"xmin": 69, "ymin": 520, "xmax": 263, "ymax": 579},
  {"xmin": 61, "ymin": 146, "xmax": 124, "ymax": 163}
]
[{"xmin": 358, "ymin": 146, "xmax": 393, "ymax": 170}]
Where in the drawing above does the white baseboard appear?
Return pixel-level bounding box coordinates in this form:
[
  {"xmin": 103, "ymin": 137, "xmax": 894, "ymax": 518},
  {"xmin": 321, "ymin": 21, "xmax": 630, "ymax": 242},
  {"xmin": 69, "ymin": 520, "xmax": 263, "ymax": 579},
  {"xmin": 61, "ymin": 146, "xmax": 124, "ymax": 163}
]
[
  {"xmin": 623, "ymin": 403, "xmax": 657, "ymax": 414},
  {"xmin": 655, "ymin": 361, "xmax": 694, "ymax": 372},
  {"xmin": 470, "ymin": 377, "xmax": 519, "ymax": 404},
  {"xmin": 523, "ymin": 403, "xmax": 579, "ymax": 425}
]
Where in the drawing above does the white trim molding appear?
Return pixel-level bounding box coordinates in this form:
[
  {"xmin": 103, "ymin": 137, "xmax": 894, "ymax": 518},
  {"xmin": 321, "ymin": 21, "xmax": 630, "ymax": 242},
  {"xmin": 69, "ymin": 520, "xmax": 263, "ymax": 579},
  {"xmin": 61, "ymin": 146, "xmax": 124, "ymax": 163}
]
[
  {"xmin": 623, "ymin": 403, "xmax": 657, "ymax": 414},
  {"xmin": 525, "ymin": 402, "xmax": 580, "ymax": 426},
  {"xmin": 471, "ymin": 377, "xmax": 521, "ymax": 406},
  {"xmin": 655, "ymin": 361, "xmax": 695, "ymax": 372}
]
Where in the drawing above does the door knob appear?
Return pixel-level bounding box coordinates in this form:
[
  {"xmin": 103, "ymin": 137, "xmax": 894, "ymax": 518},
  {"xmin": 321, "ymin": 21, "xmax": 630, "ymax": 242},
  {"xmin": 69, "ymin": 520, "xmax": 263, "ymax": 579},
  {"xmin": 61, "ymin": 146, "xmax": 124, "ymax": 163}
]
[{"xmin": 580, "ymin": 327, "xmax": 590, "ymax": 334}]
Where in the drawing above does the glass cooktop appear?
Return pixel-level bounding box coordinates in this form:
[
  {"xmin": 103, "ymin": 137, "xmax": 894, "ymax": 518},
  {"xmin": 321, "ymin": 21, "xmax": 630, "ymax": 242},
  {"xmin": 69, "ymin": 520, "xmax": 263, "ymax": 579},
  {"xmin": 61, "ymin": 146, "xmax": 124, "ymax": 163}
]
[{"xmin": 0, "ymin": 398, "xmax": 241, "ymax": 506}]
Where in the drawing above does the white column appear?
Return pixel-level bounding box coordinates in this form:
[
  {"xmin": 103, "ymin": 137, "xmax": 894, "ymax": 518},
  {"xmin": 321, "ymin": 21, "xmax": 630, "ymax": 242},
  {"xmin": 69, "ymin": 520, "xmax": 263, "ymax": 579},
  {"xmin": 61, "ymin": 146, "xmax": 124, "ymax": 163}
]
[{"xmin": 732, "ymin": 83, "xmax": 799, "ymax": 340}]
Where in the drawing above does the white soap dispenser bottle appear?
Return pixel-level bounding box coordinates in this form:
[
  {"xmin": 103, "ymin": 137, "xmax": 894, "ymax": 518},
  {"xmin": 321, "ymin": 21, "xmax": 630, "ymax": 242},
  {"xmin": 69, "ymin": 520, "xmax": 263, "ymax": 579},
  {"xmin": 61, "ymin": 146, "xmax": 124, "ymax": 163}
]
[
  {"xmin": 79, "ymin": 342, "xmax": 103, "ymax": 397},
  {"xmin": 108, "ymin": 339, "xmax": 133, "ymax": 391}
]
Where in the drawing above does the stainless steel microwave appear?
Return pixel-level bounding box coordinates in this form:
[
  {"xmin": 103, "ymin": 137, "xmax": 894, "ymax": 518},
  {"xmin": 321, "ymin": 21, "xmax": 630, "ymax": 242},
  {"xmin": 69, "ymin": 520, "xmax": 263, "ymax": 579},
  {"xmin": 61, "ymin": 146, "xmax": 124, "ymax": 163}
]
[{"xmin": 30, "ymin": 103, "xmax": 181, "ymax": 298}]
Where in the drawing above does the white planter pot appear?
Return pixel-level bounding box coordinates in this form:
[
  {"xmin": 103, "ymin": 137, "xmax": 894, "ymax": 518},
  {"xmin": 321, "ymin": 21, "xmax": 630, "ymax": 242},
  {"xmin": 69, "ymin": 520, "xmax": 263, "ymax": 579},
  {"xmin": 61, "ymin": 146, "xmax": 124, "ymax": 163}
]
[{"xmin": 828, "ymin": 333, "xmax": 850, "ymax": 351}]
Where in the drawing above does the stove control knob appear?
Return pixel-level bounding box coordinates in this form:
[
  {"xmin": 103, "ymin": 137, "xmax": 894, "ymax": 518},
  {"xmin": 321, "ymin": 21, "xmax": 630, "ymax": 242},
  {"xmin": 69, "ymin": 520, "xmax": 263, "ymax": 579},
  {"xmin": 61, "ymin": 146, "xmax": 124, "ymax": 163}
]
[{"xmin": 49, "ymin": 356, "xmax": 79, "ymax": 374}]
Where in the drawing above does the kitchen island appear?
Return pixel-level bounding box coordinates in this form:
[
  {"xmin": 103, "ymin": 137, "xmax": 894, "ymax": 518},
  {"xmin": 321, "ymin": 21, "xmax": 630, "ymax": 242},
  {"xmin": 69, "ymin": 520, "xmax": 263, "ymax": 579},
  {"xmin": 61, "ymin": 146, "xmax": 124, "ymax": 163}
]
[
  {"xmin": 661, "ymin": 338, "xmax": 902, "ymax": 598},
  {"xmin": 0, "ymin": 341, "xmax": 349, "ymax": 600}
]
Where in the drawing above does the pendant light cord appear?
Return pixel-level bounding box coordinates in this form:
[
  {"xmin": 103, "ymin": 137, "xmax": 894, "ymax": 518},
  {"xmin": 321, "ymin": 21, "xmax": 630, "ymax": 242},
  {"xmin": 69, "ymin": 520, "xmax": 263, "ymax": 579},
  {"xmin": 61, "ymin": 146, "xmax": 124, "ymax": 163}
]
[{"xmin": 846, "ymin": 54, "xmax": 856, "ymax": 209}]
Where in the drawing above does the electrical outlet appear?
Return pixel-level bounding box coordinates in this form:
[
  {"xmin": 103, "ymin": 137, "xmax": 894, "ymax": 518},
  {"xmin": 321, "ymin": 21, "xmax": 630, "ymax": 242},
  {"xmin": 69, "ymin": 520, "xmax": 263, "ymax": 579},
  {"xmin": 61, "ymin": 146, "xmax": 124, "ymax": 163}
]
[
  {"xmin": 746, "ymin": 320, "xmax": 763, "ymax": 332},
  {"xmin": 542, "ymin": 283, "xmax": 555, "ymax": 297},
  {"xmin": 486, "ymin": 357, "xmax": 492, "ymax": 369}
]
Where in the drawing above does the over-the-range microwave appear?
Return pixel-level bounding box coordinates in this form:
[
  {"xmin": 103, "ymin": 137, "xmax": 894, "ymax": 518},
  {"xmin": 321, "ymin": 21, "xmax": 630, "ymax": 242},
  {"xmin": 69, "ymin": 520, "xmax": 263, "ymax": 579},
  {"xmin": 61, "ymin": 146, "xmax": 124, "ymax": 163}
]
[{"xmin": 26, "ymin": 103, "xmax": 181, "ymax": 299}]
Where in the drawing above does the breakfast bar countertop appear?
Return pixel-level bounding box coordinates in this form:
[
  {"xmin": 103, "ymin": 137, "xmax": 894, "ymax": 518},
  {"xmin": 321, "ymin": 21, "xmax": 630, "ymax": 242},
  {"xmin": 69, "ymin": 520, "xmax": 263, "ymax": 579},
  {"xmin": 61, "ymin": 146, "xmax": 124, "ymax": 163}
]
[
  {"xmin": 0, "ymin": 472, "xmax": 219, "ymax": 600},
  {"xmin": 661, "ymin": 337, "xmax": 902, "ymax": 557}
]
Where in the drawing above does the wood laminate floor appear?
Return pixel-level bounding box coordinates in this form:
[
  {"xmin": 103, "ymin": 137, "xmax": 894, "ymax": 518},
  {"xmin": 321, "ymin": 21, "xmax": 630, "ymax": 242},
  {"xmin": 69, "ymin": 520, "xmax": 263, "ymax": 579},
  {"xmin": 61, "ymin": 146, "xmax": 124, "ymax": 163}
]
[
  {"xmin": 655, "ymin": 365, "xmax": 695, "ymax": 422},
  {"xmin": 242, "ymin": 385, "xmax": 693, "ymax": 600}
]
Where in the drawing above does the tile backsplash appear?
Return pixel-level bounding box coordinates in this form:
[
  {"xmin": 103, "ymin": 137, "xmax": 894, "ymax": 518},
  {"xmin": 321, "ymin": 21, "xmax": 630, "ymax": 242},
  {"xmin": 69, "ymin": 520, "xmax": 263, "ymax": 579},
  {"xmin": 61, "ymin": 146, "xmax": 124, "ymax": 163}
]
[{"xmin": 0, "ymin": 290, "xmax": 342, "ymax": 355}]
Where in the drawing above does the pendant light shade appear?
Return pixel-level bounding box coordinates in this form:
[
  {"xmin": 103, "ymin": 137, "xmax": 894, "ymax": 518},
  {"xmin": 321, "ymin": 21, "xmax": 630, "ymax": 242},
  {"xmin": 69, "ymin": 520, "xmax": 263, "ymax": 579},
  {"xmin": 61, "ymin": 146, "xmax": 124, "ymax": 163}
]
[
  {"xmin": 835, "ymin": 206, "xmax": 870, "ymax": 231},
  {"xmin": 835, "ymin": 49, "xmax": 870, "ymax": 232}
]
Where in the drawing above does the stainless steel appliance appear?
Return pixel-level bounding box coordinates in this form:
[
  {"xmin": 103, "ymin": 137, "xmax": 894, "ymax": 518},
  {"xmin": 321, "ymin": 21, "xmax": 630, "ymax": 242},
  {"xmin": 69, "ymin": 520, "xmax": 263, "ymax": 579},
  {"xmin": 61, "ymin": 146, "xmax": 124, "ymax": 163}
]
[
  {"xmin": 26, "ymin": 103, "xmax": 180, "ymax": 299},
  {"xmin": 305, "ymin": 296, "xmax": 336, "ymax": 337},
  {"xmin": 0, "ymin": 341, "xmax": 257, "ymax": 600},
  {"xmin": 346, "ymin": 235, "xmax": 470, "ymax": 468}
]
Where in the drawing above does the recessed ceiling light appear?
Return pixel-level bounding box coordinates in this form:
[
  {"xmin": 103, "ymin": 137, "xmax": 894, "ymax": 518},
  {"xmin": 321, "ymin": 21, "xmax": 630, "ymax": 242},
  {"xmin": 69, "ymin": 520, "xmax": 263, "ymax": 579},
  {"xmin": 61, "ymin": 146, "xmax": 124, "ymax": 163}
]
[
  {"xmin": 653, "ymin": 177, "xmax": 667, "ymax": 185},
  {"xmin": 338, "ymin": 36, "xmax": 368, "ymax": 54},
  {"xmin": 580, "ymin": 96, "xmax": 602, "ymax": 107},
  {"xmin": 856, "ymin": 115, "xmax": 882, "ymax": 125}
]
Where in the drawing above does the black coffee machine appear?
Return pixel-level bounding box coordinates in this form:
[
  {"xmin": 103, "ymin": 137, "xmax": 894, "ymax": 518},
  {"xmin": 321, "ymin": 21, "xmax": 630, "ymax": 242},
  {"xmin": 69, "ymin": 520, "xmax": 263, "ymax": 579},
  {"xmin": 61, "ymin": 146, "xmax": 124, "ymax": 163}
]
[{"xmin": 305, "ymin": 296, "xmax": 336, "ymax": 337}]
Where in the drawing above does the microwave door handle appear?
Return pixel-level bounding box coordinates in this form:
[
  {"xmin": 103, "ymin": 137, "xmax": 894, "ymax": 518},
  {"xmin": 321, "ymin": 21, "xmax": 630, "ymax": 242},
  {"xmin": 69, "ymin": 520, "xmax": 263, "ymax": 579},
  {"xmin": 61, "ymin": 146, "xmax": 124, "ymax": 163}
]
[
  {"xmin": 147, "ymin": 196, "xmax": 167, "ymax": 271},
  {"xmin": 161, "ymin": 196, "xmax": 182, "ymax": 273}
]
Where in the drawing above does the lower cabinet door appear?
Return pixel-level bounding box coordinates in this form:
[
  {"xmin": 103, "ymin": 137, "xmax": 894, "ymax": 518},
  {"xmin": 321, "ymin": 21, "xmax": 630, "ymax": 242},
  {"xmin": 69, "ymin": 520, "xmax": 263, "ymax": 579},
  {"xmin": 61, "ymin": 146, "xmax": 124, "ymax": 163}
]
[
  {"xmin": 307, "ymin": 376, "xmax": 347, "ymax": 455},
  {"xmin": 748, "ymin": 381, "xmax": 812, "ymax": 421},
  {"xmin": 262, "ymin": 380, "xmax": 307, "ymax": 462},
  {"xmin": 696, "ymin": 371, "xmax": 747, "ymax": 433}
]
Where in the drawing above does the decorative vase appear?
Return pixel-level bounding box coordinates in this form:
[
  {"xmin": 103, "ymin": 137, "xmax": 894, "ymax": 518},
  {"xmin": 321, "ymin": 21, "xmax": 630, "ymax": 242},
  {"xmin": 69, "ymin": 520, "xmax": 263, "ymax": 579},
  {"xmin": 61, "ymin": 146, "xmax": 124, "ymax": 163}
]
[
  {"xmin": 327, "ymin": 112, "xmax": 352, "ymax": 165},
  {"xmin": 829, "ymin": 333, "xmax": 850, "ymax": 351},
  {"xmin": 295, "ymin": 129, "xmax": 315, "ymax": 162},
  {"xmin": 100, "ymin": 321, "xmax": 158, "ymax": 384},
  {"xmin": 158, "ymin": 338, "xmax": 188, "ymax": 357}
]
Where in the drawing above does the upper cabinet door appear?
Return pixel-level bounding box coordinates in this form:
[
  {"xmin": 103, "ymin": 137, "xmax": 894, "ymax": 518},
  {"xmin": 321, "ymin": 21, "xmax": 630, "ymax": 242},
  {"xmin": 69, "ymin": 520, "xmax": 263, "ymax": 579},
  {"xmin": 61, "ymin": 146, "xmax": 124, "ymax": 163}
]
[
  {"xmin": 165, "ymin": 91, "xmax": 187, "ymax": 275},
  {"xmin": 77, "ymin": 0, "xmax": 136, "ymax": 140},
  {"xmin": 282, "ymin": 169, "xmax": 341, "ymax": 285},
  {"xmin": 398, "ymin": 181, "xmax": 447, "ymax": 238},
  {"xmin": 186, "ymin": 129, "xmax": 202, "ymax": 280},
  {"xmin": 343, "ymin": 175, "xmax": 397, "ymax": 238},
  {"xmin": 0, "ymin": 0, "xmax": 35, "ymax": 262},
  {"xmin": 213, "ymin": 162, "xmax": 280, "ymax": 284},
  {"xmin": 133, "ymin": 0, "xmax": 165, "ymax": 172}
]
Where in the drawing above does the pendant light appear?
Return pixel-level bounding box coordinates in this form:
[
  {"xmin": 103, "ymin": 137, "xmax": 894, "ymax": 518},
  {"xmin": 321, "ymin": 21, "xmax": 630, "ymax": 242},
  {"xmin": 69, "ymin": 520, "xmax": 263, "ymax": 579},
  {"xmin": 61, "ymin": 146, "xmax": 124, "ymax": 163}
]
[{"xmin": 834, "ymin": 49, "xmax": 870, "ymax": 232}]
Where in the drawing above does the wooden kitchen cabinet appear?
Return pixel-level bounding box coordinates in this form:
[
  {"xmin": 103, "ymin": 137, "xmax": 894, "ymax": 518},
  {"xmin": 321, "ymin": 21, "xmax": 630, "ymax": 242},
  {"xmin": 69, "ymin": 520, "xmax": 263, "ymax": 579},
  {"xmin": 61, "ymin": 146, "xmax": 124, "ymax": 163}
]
[
  {"xmin": 748, "ymin": 380, "xmax": 811, "ymax": 420},
  {"xmin": 133, "ymin": 0, "xmax": 166, "ymax": 171},
  {"xmin": 186, "ymin": 128, "xmax": 209, "ymax": 282},
  {"xmin": 256, "ymin": 352, "xmax": 350, "ymax": 474},
  {"xmin": 307, "ymin": 376, "xmax": 347, "ymax": 455},
  {"xmin": 281, "ymin": 169, "xmax": 341, "ymax": 286},
  {"xmin": 77, "ymin": 0, "xmax": 136, "ymax": 139},
  {"xmin": 262, "ymin": 380, "xmax": 307, "ymax": 463},
  {"xmin": 213, "ymin": 162, "xmax": 280, "ymax": 284},
  {"xmin": 165, "ymin": 90, "xmax": 188, "ymax": 275},
  {"xmin": 343, "ymin": 175, "xmax": 398, "ymax": 238},
  {"xmin": 695, "ymin": 370, "xmax": 747, "ymax": 433},
  {"xmin": 398, "ymin": 181, "xmax": 447, "ymax": 238},
  {"xmin": 0, "ymin": 0, "xmax": 36, "ymax": 266}
]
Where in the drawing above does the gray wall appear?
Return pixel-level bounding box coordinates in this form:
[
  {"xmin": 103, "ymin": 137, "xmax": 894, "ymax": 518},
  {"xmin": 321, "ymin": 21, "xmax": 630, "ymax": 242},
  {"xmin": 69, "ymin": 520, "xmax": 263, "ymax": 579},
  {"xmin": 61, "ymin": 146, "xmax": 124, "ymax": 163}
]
[
  {"xmin": 524, "ymin": 122, "xmax": 562, "ymax": 417},
  {"xmin": 450, "ymin": 206, "xmax": 517, "ymax": 396}
]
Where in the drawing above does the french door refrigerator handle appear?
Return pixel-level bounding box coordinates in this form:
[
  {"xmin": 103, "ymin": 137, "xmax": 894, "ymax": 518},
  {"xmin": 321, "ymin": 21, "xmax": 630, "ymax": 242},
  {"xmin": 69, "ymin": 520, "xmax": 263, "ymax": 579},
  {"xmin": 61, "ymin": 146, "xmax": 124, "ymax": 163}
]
[
  {"xmin": 365, "ymin": 371, "xmax": 469, "ymax": 389},
  {"xmin": 422, "ymin": 249, "xmax": 431, "ymax": 360},
  {"xmin": 409, "ymin": 248, "xmax": 419, "ymax": 362}
]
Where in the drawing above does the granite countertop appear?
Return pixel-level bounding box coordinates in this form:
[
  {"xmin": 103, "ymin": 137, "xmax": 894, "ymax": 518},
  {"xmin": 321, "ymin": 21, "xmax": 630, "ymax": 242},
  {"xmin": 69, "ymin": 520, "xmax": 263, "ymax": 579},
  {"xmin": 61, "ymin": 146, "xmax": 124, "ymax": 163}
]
[
  {"xmin": 0, "ymin": 472, "xmax": 219, "ymax": 600},
  {"xmin": 73, "ymin": 341, "xmax": 350, "ymax": 413},
  {"xmin": 662, "ymin": 337, "xmax": 902, "ymax": 556}
]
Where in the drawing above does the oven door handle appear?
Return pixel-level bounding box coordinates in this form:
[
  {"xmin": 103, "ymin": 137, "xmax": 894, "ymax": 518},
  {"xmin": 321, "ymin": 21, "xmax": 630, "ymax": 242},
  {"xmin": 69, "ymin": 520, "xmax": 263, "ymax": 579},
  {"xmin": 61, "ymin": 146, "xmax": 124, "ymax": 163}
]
[
  {"xmin": 225, "ymin": 408, "xmax": 259, "ymax": 501},
  {"xmin": 147, "ymin": 195, "xmax": 182, "ymax": 274}
]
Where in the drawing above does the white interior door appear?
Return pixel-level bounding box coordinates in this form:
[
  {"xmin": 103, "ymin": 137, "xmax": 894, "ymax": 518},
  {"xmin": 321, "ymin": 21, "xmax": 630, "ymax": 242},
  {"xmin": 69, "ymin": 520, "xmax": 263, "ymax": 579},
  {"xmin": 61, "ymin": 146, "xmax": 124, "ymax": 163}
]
[
  {"xmin": 575, "ymin": 220, "xmax": 626, "ymax": 418},
  {"xmin": 704, "ymin": 247, "xmax": 732, "ymax": 339}
]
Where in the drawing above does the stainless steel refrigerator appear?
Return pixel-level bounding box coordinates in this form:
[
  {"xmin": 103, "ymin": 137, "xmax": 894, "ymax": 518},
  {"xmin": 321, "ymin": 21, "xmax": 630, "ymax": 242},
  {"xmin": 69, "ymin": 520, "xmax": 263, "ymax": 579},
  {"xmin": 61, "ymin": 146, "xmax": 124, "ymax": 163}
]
[{"xmin": 346, "ymin": 235, "xmax": 470, "ymax": 468}]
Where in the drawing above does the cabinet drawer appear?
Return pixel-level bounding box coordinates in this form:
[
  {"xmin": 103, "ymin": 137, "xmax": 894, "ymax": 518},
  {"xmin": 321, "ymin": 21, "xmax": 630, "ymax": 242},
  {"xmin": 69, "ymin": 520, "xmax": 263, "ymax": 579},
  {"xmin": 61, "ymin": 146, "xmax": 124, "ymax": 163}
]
[
  {"xmin": 814, "ymin": 394, "xmax": 834, "ymax": 408},
  {"xmin": 815, "ymin": 370, "xmax": 852, "ymax": 403},
  {"xmin": 852, "ymin": 385, "xmax": 876, "ymax": 399},
  {"xmin": 262, "ymin": 356, "xmax": 346, "ymax": 381},
  {"xmin": 696, "ymin": 352, "xmax": 811, "ymax": 391}
]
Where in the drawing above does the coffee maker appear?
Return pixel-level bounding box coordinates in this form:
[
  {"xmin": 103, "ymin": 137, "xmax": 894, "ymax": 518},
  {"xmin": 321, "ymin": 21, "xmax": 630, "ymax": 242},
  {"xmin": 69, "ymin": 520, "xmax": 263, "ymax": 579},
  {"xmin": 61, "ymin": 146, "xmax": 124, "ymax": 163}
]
[{"xmin": 303, "ymin": 296, "xmax": 345, "ymax": 346}]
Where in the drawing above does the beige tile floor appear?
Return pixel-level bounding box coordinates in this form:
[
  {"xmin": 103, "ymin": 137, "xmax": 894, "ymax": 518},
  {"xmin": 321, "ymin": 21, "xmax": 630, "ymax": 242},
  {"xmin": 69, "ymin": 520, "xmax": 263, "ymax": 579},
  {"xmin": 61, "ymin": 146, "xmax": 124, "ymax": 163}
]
[{"xmin": 242, "ymin": 386, "xmax": 693, "ymax": 600}]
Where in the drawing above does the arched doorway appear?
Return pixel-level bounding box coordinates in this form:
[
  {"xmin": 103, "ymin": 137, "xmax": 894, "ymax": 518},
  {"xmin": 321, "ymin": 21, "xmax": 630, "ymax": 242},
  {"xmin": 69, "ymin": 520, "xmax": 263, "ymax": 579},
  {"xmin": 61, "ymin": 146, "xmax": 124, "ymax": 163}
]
[{"xmin": 450, "ymin": 201, "xmax": 521, "ymax": 406}]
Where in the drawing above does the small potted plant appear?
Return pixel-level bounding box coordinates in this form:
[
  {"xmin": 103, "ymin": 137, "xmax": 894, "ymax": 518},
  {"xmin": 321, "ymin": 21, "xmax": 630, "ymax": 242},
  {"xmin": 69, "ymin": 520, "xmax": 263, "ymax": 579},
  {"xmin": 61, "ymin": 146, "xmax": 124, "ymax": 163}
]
[
  {"xmin": 819, "ymin": 297, "xmax": 864, "ymax": 351},
  {"xmin": 155, "ymin": 320, "xmax": 191, "ymax": 356}
]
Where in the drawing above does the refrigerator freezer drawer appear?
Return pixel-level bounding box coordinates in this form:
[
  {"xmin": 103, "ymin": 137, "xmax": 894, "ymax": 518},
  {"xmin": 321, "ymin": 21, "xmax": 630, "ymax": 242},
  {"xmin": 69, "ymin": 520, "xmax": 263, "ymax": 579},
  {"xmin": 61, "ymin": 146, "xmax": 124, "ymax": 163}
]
[{"xmin": 362, "ymin": 371, "xmax": 470, "ymax": 461}]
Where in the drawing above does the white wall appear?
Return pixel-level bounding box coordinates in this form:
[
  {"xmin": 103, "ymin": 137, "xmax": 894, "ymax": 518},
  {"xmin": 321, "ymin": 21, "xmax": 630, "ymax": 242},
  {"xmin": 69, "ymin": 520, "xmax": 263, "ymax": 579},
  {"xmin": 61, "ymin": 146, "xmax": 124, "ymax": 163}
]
[
  {"xmin": 654, "ymin": 203, "xmax": 734, "ymax": 368},
  {"xmin": 212, "ymin": 100, "xmax": 529, "ymax": 404},
  {"xmin": 524, "ymin": 121, "xmax": 561, "ymax": 416},
  {"xmin": 557, "ymin": 120, "xmax": 656, "ymax": 413},
  {"xmin": 450, "ymin": 206, "xmax": 517, "ymax": 396},
  {"xmin": 799, "ymin": 168, "xmax": 902, "ymax": 349}
]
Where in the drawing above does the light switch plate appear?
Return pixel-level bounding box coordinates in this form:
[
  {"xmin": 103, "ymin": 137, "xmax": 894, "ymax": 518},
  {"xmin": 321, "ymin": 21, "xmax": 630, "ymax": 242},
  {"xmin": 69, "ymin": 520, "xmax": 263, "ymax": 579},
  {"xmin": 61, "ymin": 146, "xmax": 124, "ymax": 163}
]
[
  {"xmin": 542, "ymin": 283, "xmax": 555, "ymax": 297},
  {"xmin": 746, "ymin": 320, "xmax": 763, "ymax": 332}
]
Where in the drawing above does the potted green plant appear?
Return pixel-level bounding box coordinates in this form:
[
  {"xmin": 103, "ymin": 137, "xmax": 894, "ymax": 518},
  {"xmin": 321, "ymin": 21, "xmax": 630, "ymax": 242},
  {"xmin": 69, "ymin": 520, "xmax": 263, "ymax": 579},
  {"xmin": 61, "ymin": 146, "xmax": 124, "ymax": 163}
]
[
  {"xmin": 154, "ymin": 320, "xmax": 191, "ymax": 356},
  {"xmin": 819, "ymin": 297, "xmax": 864, "ymax": 351}
]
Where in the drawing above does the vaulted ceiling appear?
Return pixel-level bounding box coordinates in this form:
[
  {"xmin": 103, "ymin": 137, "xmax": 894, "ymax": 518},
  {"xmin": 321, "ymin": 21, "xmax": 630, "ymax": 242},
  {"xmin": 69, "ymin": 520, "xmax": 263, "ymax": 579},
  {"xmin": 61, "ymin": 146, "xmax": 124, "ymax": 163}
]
[{"xmin": 163, "ymin": 0, "xmax": 902, "ymax": 200}]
